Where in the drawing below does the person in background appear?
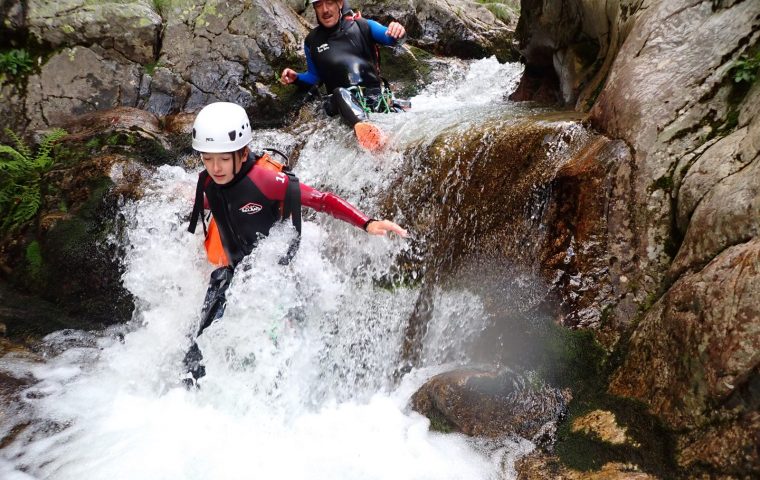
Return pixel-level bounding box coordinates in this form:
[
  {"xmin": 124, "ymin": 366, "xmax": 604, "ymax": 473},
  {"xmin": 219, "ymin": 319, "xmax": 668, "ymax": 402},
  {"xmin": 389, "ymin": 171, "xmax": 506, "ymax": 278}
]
[{"xmin": 280, "ymin": 0, "xmax": 410, "ymax": 150}]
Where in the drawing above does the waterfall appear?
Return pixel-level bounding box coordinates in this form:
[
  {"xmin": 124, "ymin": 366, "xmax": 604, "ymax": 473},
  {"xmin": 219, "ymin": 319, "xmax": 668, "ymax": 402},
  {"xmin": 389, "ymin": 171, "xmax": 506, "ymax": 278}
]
[{"xmin": 0, "ymin": 57, "xmax": 591, "ymax": 479}]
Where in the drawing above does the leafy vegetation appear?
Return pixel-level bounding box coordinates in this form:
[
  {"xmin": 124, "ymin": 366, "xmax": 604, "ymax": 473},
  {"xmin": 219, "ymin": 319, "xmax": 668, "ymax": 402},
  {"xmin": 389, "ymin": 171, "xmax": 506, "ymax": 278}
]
[
  {"xmin": 731, "ymin": 51, "xmax": 760, "ymax": 84},
  {"xmin": 0, "ymin": 48, "xmax": 35, "ymax": 78},
  {"xmin": 475, "ymin": 0, "xmax": 520, "ymax": 24},
  {"xmin": 0, "ymin": 128, "xmax": 67, "ymax": 233}
]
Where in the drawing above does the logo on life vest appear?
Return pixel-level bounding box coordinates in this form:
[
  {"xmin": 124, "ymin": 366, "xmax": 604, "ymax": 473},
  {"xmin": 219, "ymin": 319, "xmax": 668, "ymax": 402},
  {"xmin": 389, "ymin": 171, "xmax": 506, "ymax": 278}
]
[
  {"xmin": 239, "ymin": 202, "xmax": 263, "ymax": 215},
  {"xmin": 317, "ymin": 43, "xmax": 329, "ymax": 53}
]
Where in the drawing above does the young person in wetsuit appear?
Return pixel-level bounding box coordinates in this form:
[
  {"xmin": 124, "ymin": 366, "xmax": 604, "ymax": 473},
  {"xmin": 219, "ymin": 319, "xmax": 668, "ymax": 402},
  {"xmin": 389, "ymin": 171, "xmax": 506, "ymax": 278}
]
[
  {"xmin": 280, "ymin": 0, "xmax": 408, "ymax": 143},
  {"xmin": 182, "ymin": 102, "xmax": 406, "ymax": 386}
]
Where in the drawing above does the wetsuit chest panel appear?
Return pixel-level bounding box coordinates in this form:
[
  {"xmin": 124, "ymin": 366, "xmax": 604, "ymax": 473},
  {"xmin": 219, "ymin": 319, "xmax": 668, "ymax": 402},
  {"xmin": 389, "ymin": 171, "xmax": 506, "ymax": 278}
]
[
  {"xmin": 204, "ymin": 171, "xmax": 281, "ymax": 266},
  {"xmin": 307, "ymin": 20, "xmax": 381, "ymax": 91}
]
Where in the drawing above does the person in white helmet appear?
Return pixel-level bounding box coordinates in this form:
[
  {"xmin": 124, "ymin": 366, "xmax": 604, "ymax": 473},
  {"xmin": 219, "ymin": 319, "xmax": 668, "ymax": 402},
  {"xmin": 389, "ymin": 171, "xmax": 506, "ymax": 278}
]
[{"xmin": 182, "ymin": 101, "xmax": 406, "ymax": 386}]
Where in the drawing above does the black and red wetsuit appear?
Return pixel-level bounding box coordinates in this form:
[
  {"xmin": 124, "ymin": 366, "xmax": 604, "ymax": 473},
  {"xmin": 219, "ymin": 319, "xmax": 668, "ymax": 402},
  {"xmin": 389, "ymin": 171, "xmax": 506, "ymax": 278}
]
[
  {"xmin": 183, "ymin": 151, "xmax": 371, "ymax": 385},
  {"xmin": 191, "ymin": 153, "xmax": 370, "ymax": 267}
]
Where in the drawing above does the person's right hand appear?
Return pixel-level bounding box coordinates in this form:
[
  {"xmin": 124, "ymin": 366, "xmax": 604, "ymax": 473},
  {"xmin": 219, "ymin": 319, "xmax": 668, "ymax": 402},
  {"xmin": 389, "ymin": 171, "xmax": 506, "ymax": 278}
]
[
  {"xmin": 366, "ymin": 220, "xmax": 408, "ymax": 238},
  {"xmin": 280, "ymin": 68, "xmax": 298, "ymax": 85}
]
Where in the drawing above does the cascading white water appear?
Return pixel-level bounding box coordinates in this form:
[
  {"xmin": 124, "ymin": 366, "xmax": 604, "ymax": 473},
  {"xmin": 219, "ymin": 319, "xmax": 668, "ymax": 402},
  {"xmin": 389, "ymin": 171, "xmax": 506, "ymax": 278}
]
[{"xmin": 0, "ymin": 57, "xmax": 544, "ymax": 480}]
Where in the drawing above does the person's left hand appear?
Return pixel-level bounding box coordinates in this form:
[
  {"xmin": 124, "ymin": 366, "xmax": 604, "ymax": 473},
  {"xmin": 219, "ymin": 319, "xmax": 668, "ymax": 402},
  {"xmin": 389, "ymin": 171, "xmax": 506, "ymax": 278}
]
[
  {"xmin": 385, "ymin": 21, "xmax": 406, "ymax": 40},
  {"xmin": 366, "ymin": 219, "xmax": 407, "ymax": 237}
]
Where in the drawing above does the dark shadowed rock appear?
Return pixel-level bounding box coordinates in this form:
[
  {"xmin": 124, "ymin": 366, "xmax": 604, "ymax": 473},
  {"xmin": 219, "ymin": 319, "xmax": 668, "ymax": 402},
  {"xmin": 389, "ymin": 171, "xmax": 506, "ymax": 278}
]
[
  {"xmin": 411, "ymin": 368, "xmax": 571, "ymax": 439},
  {"xmin": 511, "ymin": 0, "xmax": 643, "ymax": 107}
]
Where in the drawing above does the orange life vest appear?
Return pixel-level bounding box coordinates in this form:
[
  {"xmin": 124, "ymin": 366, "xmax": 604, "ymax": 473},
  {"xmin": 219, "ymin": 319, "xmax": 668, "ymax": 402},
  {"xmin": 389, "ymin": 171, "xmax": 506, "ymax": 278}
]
[{"xmin": 203, "ymin": 152, "xmax": 287, "ymax": 266}]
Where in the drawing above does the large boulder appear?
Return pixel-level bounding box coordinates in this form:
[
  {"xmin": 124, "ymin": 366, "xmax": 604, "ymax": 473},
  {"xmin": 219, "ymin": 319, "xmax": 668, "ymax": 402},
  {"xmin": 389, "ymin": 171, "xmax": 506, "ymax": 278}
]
[
  {"xmin": 24, "ymin": 46, "xmax": 142, "ymax": 130},
  {"xmin": 411, "ymin": 368, "xmax": 571, "ymax": 439},
  {"xmin": 26, "ymin": 0, "xmax": 162, "ymax": 65},
  {"xmin": 156, "ymin": 0, "xmax": 308, "ymax": 122},
  {"xmin": 609, "ymin": 237, "xmax": 760, "ymax": 475}
]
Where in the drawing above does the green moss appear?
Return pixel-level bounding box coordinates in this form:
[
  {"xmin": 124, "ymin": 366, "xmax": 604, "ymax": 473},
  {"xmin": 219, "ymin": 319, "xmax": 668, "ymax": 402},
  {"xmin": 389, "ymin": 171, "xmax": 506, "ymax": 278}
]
[
  {"xmin": 555, "ymin": 395, "xmax": 676, "ymax": 475},
  {"xmin": 648, "ymin": 174, "xmax": 673, "ymax": 194},
  {"xmin": 25, "ymin": 241, "xmax": 43, "ymax": 269},
  {"xmin": 143, "ymin": 60, "xmax": 164, "ymax": 76},
  {"xmin": 427, "ymin": 409, "xmax": 456, "ymax": 433},
  {"xmin": 85, "ymin": 137, "xmax": 101, "ymax": 150},
  {"xmin": 378, "ymin": 46, "xmax": 433, "ymax": 98}
]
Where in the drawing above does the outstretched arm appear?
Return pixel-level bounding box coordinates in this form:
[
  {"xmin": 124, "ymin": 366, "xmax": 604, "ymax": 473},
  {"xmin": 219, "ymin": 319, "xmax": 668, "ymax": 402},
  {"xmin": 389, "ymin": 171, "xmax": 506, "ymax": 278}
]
[{"xmin": 300, "ymin": 183, "xmax": 407, "ymax": 237}]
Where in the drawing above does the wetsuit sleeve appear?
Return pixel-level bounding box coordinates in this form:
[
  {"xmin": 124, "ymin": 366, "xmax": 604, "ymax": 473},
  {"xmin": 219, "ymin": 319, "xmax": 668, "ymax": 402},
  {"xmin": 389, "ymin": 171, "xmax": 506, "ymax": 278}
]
[
  {"xmin": 367, "ymin": 19, "xmax": 404, "ymax": 46},
  {"xmin": 295, "ymin": 41, "xmax": 321, "ymax": 86},
  {"xmin": 299, "ymin": 182, "xmax": 370, "ymax": 229}
]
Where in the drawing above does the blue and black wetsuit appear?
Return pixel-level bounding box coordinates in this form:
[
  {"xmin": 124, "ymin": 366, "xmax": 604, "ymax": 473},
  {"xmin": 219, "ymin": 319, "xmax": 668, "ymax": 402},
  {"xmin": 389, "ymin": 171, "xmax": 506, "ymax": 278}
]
[{"xmin": 295, "ymin": 16, "xmax": 406, "ymax": 126}]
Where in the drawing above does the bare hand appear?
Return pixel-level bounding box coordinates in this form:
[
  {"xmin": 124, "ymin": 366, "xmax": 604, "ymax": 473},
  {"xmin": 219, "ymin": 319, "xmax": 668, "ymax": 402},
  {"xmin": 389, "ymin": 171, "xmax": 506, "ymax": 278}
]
[
  {"xmin": 366, "ymin": 219, "xmax": 407, "ymax": 238},
  {"xmin": 385, "ymin": 21, "xmax": 405, "ymax": 40},
  {"xmin": 280, "ymin": 68, "xmax": 298, "ymax": 85}
]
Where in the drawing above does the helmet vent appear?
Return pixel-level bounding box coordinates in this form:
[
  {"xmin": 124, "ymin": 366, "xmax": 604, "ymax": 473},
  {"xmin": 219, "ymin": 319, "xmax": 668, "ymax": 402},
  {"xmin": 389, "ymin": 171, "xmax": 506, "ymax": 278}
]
[
  {"xmin": 192, "ymin": 128, "xmax": 196, "ymax": 138},
  {"xmin": 228, "ymin": 130, "xmax": 237, "ymax": 141}
]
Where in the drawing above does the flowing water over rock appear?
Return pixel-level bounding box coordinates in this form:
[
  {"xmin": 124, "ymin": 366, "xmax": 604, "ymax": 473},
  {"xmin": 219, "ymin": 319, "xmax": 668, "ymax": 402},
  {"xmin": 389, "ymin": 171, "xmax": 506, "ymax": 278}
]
[{"xmin": 0, "ymin": 58, "xmax": 600, "ymax": 479}]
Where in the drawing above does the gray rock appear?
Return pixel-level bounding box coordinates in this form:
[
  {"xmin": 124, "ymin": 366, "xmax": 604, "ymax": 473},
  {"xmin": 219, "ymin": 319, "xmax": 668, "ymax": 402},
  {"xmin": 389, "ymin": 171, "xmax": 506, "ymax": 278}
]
[
  {"xmin": 24, "ymin": 47, "xmax": 141, "ymax": 129},
  {"xmin": 357, "ymin": 0, "xmax": 516, "ymax": 61},
  {"xmin": 27, "ymin": 0, "xmax": 162, "ymax": 65}
]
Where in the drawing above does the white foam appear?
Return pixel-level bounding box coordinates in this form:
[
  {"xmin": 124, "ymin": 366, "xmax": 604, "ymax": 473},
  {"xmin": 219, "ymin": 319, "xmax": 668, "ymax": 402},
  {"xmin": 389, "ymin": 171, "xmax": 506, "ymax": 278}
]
[{"xmin": 0, "ymin": 58, "xmax": 540, "ymax": 480}]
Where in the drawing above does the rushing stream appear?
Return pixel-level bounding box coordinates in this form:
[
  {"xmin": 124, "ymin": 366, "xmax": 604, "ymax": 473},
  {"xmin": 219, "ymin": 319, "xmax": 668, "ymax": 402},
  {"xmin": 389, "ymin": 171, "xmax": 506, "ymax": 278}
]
[{"xmin": 0, "ymin": 57, "xmax": 585, "ymax": 479}]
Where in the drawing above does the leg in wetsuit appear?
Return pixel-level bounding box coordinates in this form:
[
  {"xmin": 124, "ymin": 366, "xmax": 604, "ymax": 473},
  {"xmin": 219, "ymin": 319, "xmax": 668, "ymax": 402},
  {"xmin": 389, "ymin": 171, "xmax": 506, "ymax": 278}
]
[{"xmin": 182, "ymin": 266, "xmax": 234, "ymax": 386}]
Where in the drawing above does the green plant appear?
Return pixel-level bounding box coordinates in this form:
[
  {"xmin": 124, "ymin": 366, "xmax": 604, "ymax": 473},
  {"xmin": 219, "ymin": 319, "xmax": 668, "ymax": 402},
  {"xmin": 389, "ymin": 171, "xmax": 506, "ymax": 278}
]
[
  {"xmin": 475, "ymin": 0, "xmax": 520, "ymax": 24},
  {"xmin": 0, "ymin": 49, "xmax": 35, "ymax": 77},
  {"xmin": 731, "ymin": 51, "xmax": 760, "ymax": 84},
  {"xmin": 0, "ymin": 128, "xmax": 67, "ymax": 233},
  {"xmin": 144, "ymin": 60, "xmax": 164, "ymax": 75}
]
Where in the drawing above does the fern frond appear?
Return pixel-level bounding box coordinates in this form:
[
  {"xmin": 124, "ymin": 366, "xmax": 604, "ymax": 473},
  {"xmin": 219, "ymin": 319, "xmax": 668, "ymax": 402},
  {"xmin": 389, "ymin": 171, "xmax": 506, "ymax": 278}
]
[
  {"xmin": 4, "ymin": 128, "xmax": 33, "ymax": 162},
  {"xmin": 35, "ymin": 129, "xmax": 67, "ymax": 170},
  {"xmin": 0, "ymin": 144, "xmax": 28, "ymax": 169}
]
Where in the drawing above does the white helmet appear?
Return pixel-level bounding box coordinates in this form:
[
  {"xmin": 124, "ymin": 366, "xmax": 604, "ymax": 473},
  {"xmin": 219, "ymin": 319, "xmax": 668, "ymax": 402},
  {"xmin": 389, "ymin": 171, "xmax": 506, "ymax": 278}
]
[{"xmin": 192, "ymin": 102, "xmax": 253, "ymax": 153}]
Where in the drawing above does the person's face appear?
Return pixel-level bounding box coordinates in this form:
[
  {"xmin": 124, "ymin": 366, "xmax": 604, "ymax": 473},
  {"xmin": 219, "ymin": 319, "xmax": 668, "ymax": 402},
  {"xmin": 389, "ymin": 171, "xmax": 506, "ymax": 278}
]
[
  {"xmin": 202, "ymin": 150, "xmax": 245, "ymax": 185},
  {"xmin": 313, "ymin": 0, "xmax": 343, "ymax": 28}
]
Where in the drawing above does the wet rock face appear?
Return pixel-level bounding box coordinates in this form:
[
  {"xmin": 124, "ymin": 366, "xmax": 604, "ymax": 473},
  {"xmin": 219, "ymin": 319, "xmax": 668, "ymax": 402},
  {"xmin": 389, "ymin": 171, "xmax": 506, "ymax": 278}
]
[
  {"xmin": 610, "ymin": 238, "xmax": 760, "ymax": 476},
  {"xmin": 411, "ymin": 368, "xmax": 571, "ymax": 439},
  {"xmin": 589, "ymin": 0, "xmax": 760, "ymax": 299}
]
